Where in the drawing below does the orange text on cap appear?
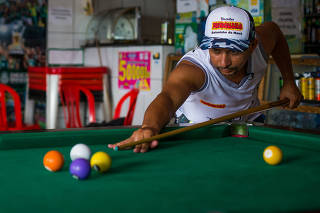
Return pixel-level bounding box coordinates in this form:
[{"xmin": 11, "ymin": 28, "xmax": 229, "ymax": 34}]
[{"xmin": 212, "ymin": 21, "xmax": 243, "ymax": 31}]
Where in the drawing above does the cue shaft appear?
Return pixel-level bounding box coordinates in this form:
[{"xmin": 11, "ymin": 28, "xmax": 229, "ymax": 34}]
[{"xmin": 116, "ymin": 98, "xmax": 289, "ymax": 150}]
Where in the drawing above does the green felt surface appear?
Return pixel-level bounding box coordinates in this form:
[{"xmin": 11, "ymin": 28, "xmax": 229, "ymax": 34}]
[{"xmin": 0, "ymin": 125, "xmax": 319, "ymax": 213}]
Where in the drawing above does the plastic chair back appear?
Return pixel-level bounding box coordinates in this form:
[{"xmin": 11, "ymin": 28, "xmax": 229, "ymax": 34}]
[
  {"xmin": 0, "ymin": 84, "xmax": 23, "ymax": 130},
  {"xmin": 60, "ymin": 84, "xmax": 96, "ymax": 128},
  {"xmin": 113, "ymin": 88, "xmax": 139, "ymax": 125}
]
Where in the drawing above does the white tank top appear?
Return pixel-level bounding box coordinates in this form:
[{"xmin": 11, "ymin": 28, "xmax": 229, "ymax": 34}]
[{"xmin": 176, "ymin": 44, "xmax": 268, "ymax": 123}]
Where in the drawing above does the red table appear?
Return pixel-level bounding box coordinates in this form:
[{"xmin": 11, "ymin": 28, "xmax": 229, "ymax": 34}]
[{"xmin": 25, "ymin": 66, "xmax": 110, "ymax": 129}]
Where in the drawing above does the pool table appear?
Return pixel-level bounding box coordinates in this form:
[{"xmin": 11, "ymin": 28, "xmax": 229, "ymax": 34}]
[{"xmin": 0, "ymin": 124, "xmax": 319, "ymax": 213}]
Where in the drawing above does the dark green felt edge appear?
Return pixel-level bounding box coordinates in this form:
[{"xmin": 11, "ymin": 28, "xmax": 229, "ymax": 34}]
[
  {"xmin": 0, "ymin": 125, "xmax": 318, "ymax": 150},
  {"xmin": 0, "ymin": 125, "xmax": 229, "ymax": 150},
  {"xmin": 249, "ymin": 126, "xmax": 320, "ymax": 151}
]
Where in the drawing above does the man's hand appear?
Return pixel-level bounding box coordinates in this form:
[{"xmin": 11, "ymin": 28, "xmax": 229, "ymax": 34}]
[
  {"xmin": 107, "ymin": 127, "xmax": 159, "ymax": 153},
  {"xmin": 279, "ymin": 81, "xmax": 303, "ymax": 109}
]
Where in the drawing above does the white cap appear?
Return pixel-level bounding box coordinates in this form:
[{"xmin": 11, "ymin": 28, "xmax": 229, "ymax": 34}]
[{"xmin": 200, "ymin": 6, "xmax": 255, "ymax": 52}]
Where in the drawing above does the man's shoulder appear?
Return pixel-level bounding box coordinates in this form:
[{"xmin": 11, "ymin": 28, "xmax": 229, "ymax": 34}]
[
  {"xmin": 184, "ymin": 47, "xmax": 206, "ymax": 55},
  {"xmin": 181, "ymin": 48, "xmax": 208, "ymax": 62}
]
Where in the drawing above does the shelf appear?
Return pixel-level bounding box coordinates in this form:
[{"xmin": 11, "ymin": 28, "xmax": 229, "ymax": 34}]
[
  {"xmin": 297, "ymin": 101, "xmax": 320, "ymax": 113},
  {"xmin": 291, "ymin": 105, "xmax": 320, "ymax": 114},
  {"xmin": 304, "ymin": 43, "xmax": 320, "ymax": 47},
  {"xmin": 264, "ymin": 55, "xmax": 320, "ymax": 114},
  {"xmin": 269, "ymin": 55, "xmax": 320, "ymax": 66},
  {"xmin": 301, "ymin": 100, "xmax": 320, "ymax": 106},
  {"xmin": 304, "ymin": 14, "xmax": 320, "ymax": 18},
  {"xmin": 261, "ymin": 101, "xmax": 320, "ymax": 114}
]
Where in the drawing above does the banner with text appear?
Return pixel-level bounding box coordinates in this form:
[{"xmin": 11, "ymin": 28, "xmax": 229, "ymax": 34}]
[{"xmin": 118, "ymin": 51, "xmax": 151, "ymax": 91}]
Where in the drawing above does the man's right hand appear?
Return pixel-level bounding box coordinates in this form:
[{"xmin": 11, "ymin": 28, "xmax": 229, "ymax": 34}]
[{"xmin": 107, "ymin": 127, "xmax": 159, "ymax": 153}]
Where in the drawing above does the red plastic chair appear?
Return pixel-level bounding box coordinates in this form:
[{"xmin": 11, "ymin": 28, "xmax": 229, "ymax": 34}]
[
  {"xmin": 0, "ymin": 84, "xmax": 40, "ymax": 131},
  {"xmin": 59, "ymin": 84, "xmax": 96, "ymax": 128},
  {"xmin": 113, "ymin": 88, "xmax": 139, "ymax": 126}
]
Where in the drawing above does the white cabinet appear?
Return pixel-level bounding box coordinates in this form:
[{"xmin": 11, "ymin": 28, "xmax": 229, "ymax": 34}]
[{"xmin": 84, "ymin": 45, "xmax": 175, "ymax": 125}]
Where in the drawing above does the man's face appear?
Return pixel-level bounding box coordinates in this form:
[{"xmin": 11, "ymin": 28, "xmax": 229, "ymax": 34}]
[{"xmin": 209, "ymin": 40, "xmax": 257, "ymax": 79}]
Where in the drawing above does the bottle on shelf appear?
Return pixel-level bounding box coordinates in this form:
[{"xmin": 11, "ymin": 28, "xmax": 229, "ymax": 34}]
[
  {"xmin": 294, "ymin": 73, "xmax": 301, "ymax": 90},
  {"xmin": 308, "ymin": 73, "xmax": 315, "ymax": 100},
  {"xmin": 317, "ymin": 18, "xmax": 320, "ymax": 43},
  {"xmin": 317, "ymin": 0, "xmax": 320, "ymax": 13},
  {"xmin": 315, "ymin": 71, "xmax": 320, "ymax": 101},
  {"xmin": 301, "ymin": 73, "xmax": 308, "ymax": 100},
  {"xmin": 303, "ymin": 0, "xmax": 320, "ymax": 53},
  {"xmin": 161, "ymin": 21, "xmax": 168, "ymax": 44},
  {"xmin": 311, "ymin": 18, "xmax": 317, "ymax": 44},
  {"xmin": 306, "ymin": 19, "xmax": 312, "ymax": 43},
  {"xmin": 279, "ymin": 76, "xmax": 283, "ymax": 89},
  {"xmin": 305, "ymin": 0, "xmax": 312, "ymax": 15}
]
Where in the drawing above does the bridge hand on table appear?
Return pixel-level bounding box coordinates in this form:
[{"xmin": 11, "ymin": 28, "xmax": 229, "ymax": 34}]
[{"xmin": 107, "ymin": 127, "xmax": 159, "ymax": 153}]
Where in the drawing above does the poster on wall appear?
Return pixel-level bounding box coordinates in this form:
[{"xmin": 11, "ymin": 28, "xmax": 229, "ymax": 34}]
[
  {"xmin": 229, "ymin": 0, "xmax": 264, "ymax": 25},
  {"xmin": 209, "ymin": 0, "xmax": 264, "ymax": 25},
  {"xmin": 174, "ymin": 22, "xmax": 198, "ymax": 55},
  {"xmin": 0, "ymin": 0, "xmax": 47, "ymax": 72},
  {"xmin": 271, "ymin": 0, "xmax": 301, "ymax": 36},
  {"xmin": 118, "ymin": 51, "xmax": 151, "ymax": 91},
  {"xmin": 177, "ymin": 0, "xmax": 198, "ymax": 13},
  {"xmin": 271, "ymin": 0, "xmax": 302, "ymax": 53},
  {"xmin": 0, "ymin": 0, "xmax": 47, "ymax": 125},
  {"xmin": 48, "ymin": 6, "xmax": 72, "ymax": 26}
]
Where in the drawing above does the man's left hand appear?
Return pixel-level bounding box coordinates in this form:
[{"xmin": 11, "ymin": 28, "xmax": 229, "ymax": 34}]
[{"xmin": 279, "ymin": 82, "xmax": 303, "ymax": 109}]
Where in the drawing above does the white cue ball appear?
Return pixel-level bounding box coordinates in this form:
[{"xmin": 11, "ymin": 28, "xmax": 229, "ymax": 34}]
[{"xmin": 70, "ymin": 143, "xmax": 91, "ymax": 161}]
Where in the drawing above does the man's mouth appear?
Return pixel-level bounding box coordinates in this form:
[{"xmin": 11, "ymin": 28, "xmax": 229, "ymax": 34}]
[{"xmin": 219, "ymin": 68, "xmax": 235, "ymax": 73}]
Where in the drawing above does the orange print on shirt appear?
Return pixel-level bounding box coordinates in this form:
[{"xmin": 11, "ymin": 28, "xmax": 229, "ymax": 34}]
[{"xmin": 200, "ymin": 99, "xmax": 226, "ymax": 108}]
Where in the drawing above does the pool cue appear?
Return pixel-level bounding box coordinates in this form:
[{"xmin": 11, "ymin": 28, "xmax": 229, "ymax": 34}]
[{"xmin": 114, "ymin": 98, "xmax": 289, "ymax": 151}]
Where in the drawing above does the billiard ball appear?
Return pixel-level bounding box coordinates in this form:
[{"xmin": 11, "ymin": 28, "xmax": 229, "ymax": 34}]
[
  {"xmin": 263, "ymin": 145, "xmax": 283, "ymax": 165},
  {"xmin": 90, "ymin": 151, "xmax": 112, "ymax": 173},
  {"xmin": 43, "ymin": 150, "xmax": 64, "ymax": 172},
  {"xmin": 70, "ymin": 143, "xmax": 91, "ymax": 161},
  {"xmin": 230, "ymin": 122, "xmax": 248, "ymax": 137},
  {"xmin": 69, "ymin": 158, "xmax": 91, "ymax": 180}
]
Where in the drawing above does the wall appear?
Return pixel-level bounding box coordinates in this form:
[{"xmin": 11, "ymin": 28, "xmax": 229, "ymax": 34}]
[
  {"xmin": 48, "ymin": 0, "xmax": 91, "ymax": 49},
  {"xmin": 47, "ymin": 0, "xmax": 176, "ymax": 127},
  {"xmin": 47, "ymin": 0, "xmax": 92, "ymax": 128},
  {"xmin": 48, "ymin": 0, "xmax": 176, "ymax": 49},
  {"xmin": 94, "ymin": 0, "xmax": 175, "ymax": 44},
  {"xmin": 84, "ymin": 45, "xmax": 174, "ymax": 125},
  {"xmin": 93, "ymin": 0, "xmax": 175, "ymax": 17}
]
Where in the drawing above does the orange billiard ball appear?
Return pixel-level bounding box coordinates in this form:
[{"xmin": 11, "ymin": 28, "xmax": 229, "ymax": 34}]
[
  {"xmin": 263, "ymin": 146, "xmax": 283, "ymax": 165},
  {"xmin": 43, "ymin": 150, "xmax": 64, "ymax": 172}
]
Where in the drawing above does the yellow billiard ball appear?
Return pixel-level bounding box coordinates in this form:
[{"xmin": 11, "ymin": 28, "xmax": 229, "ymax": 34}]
[
  {"xmin": 263, "ymin": 146, "xmax": 283, "ymax": 165},
  {"xmin": 90, "ymin": 151, "xmax": 112, "ymax": 173}
]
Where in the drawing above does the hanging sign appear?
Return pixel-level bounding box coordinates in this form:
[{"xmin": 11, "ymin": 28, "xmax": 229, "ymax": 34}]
[{"xmin": 118, "ymin": 51, "xmax": 151, "ymax": 91}]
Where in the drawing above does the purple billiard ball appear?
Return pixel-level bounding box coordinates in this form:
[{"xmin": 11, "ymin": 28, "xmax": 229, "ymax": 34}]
[{"xmin": 69, "ymin": 158, "xmax": 91, "ymax": 180}]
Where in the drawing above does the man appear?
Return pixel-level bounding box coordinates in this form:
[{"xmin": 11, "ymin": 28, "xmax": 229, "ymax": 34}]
[{"xmin": 108, "ymin": 6, "xmax": 302, "ymax": 153}]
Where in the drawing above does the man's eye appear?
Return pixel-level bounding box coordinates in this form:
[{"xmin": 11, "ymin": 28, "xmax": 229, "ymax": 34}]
[
  {"xmin": 231, "ymin": 50, "xmax": 241, "ymax": 55},
  {"xmin": 212, "ymin": 49, "xmax": 220, "ymax": 54}
]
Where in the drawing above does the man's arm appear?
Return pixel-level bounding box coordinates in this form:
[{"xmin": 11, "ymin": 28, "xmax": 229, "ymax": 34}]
[
  {"xmin": 256, "ymin": 21, "xmax": 302, "ymax": 108},
  {"xmin": 142, "ymin": 61, "xmax": 205, "ymax": 132},
  {"xmin": 108, "ymin": 61, "xmax": 205, "ymax": 153}
]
